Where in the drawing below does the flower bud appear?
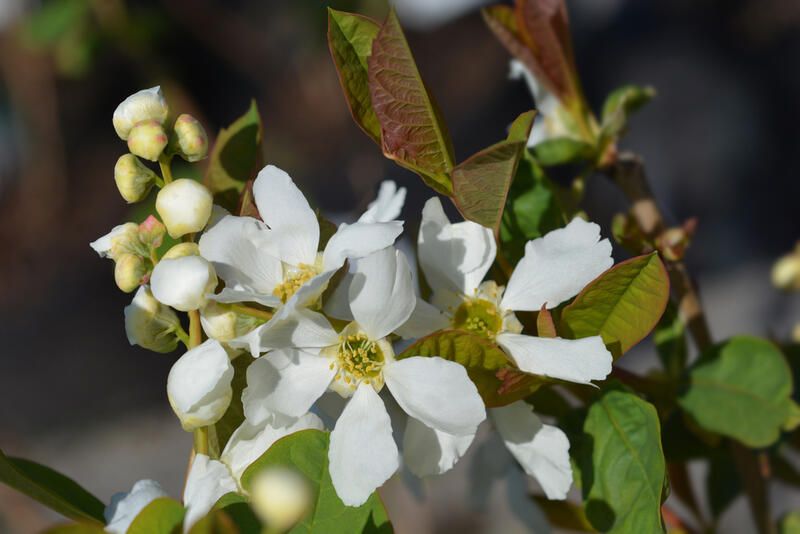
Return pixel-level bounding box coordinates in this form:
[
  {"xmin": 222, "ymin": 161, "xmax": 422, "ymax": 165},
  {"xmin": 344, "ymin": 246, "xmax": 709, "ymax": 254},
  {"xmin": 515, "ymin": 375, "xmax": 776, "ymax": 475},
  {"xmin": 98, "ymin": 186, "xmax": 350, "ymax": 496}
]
[
  {"xmin": 124, "ymin": 286, "xmax": 182, "ymax": 353},
  {"xmin": 114, "ymin": 154, "xmax": 157, "ymax": 203},
  {"xmin": 162, "ymin": 242, "xmax": 200, "ymax": 259},
  {"xmin": 127, "ymin": 120, "xmax": 168, "ymax": 162},
  {"xmin": 167, "ymin": 339, "xmax": 233, "ymax": 430},
  {"xmin": 105, "ymin": 479, "xmax": 168, "ymax": 534},
  {"xmin": 773, "ymin": 252, "xmax": 800, "ymax": 291},
  {"xmin": 150, "ymin": 255, "xmax": 217, "ymax": 311},
  {"xmin": 200, "ymin": 301, "xmax": 261, "ymax": 342},
  {"xmin": 90, "ymin": 222, "xmax": 140, "ymax": 260},
  {"xmin": 155, "ymin": 179, "xmax": 213, "ymax": 238},
  {"xmin": 138, "ymin": 215, "xmax": 166, "ymax": 249},
  {"xmin": 174, "ymin": 114, "xmax": 208, "ymax": 162},
  {"xmin": 249, "ymin": 467, "xmax": 311, "ymax": 531},
  {"xmin": 113, "ymin": 86, "xmax": 168, "ymax": 140},
  {"xmin": 115, "ymin": 253, "xmax": 147, "ymax": 293}
]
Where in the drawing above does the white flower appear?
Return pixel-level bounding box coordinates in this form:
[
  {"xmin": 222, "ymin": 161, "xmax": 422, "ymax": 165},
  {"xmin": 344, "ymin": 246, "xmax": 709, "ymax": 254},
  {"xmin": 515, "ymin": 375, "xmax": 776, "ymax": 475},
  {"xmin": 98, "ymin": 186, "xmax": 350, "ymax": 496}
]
[
  {"xmin": 249, "ymin": 467, "xmax": 312, "ymax": 530},
  {"xmin": 413, "ymin": 197, "xmax": 614, "ymax": 385},
  {"xmin": 198, "ymin": 165, "xmax": 403, "ymax": 356},
  {"xmin": 156, "ymin": 179, "xmax": 213, "ymax": 238},
  {"xmin": 510, "ymin": 60, "xmax": 574, "ymax": 147},
  {"xmin": 125, "ymin": 285, "xmax": 182, "ymax": 353},
  {"xmin": 167, "ymin": 339, "xmax": 234, "ymax": 430},
  {"xmin": 113, "ymin": 86, "xmax": 169, "ymax": 141},
  {"xmin": 104, "ymin": 479, "xmax": 168, "ymax": 534},
  {"xmin": 150, "ymin": 255, "xmax": 217, "ymax": 312},
  {"xmin": 182, "ymin": 454, "xmax": 238, "ymax": 533},
  {"xmin": 89, "ymin": 223, "xmax": 139, "ymax": 260},
  {"xmin": 241, "ymin": 247, "xmax": 486, "ymax": 506},
  {"xmin": 358, "ymin": 180, "xmax": 406, "ymax": 223},
  {"xmin": 200, "ymin": 301, "xmax": 261, "ymax": 343}
]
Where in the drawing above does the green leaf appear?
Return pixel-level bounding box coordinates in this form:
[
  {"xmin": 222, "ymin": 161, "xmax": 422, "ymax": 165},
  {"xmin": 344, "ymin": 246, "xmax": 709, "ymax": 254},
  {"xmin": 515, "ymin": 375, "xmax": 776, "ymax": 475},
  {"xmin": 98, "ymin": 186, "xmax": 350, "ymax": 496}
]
[
  {"xmin": 679, "ymin": 336, "xmax": 798, "ymax": 448},
  {"xmin": 214, "ymin": 353, "xmax": 253, "ymax": 452},
  {"xmin": 506, "ymin": 110, "xmax": 536, "ymax": 143},
  {"xmin": 368, "ymin": 9, "xmax": 455, "ymax": 195},
  {"xmin": 22, "ymin": 0, "xmax": 90, "ymax": 47},
  {"xmin": 579, "ymin": 390, "xmax": 666, "ymax": 533},
  {"xmin": 452, "ymin": 139, "xmax": 524, "ymax": 234},
  {"xmin": 706, "ymin": 455, "xmax": 740, "ymax": 518},
  {"xmin": 0, "ymin": 449, "xmax": 105, "ymax": 524},
  {"xmin": 654, "ymin": 302, "xmax": 687, "ymax": 380},
  {"xmin": 601, "ymin": 85, "xmax": 655, "ymax": 139},
  {"xmin": 213, "ymin": 493, "xmax": 261, "ymax": 534},
  {"xmin": 205, "ymin": 101, "xmax": 263, "ymax": 197},
  {"xmin": 560, "ymin": 253, "xmax": 670, "ymax": 359},
  {"xmin": 328, "ymin": 9, "xmax": 382, "ymax": 145},
  {"xmin": 781, "ymin": 511, "xmax": 800, "ymax": 534},
  {"xmin": 532, "ymin": 137, "xmax": 595, "ymax": 166},
  {"xmin": 241, "ymin": 430, "xmax": 391, "ymax": 534},
  {"xmin": 128, "ymin": 497, "xmax": 185, "ymax": 534},
  {"xmin": 532, "ymin": 497, "xmax": 594, "ymax": 532}
]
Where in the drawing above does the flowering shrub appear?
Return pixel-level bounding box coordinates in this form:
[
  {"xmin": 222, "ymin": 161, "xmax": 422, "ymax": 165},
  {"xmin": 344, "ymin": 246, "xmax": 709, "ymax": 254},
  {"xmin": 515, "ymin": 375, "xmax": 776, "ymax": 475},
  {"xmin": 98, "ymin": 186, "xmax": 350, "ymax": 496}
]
[{"xmin": 2, "ymin": 1, "xmax": 799, "ymax": 533}]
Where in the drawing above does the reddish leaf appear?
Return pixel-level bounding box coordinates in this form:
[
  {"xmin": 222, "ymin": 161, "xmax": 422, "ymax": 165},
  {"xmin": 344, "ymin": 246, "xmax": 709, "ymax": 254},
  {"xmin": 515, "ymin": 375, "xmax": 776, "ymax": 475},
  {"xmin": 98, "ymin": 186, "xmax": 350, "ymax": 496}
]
[{"xmin": 536, "ymin": 304, "xmax": 557, "ymax": 337}]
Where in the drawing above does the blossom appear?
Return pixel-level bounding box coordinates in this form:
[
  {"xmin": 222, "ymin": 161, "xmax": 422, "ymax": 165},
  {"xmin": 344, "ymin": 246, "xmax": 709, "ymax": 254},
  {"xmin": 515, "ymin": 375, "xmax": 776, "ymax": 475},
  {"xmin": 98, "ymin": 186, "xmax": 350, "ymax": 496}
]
[
  {"xmin": 249, "ymin": 467, "xmax": 312, "ymax": 530},
  {"xmin": 124, "ymin": 285, "xmax": 182, "ymax": 353},
  {"xmin": 114, "ymin": 154, "xmax": 157, "ymax": 203},
  {"xmin": 156, "ymin": 179, "xmax": 213, "ymax": 238},
  {"xmin": 182, "ymin": 454, "xmax": 238, "ymax": 532},
  {"xmin": 89, "ymin": 223, "xmax": 139, "ymax": 260},
  {"xmin": 150, "ymin": 254, "xmax": 217, "ymax": 312},
  {"xmin": 241, "ymin": 247, "xmax": 486, "ymax": 506},
  {"xmin": 112, "ymin": 86, "xmax": 168, "ymax": 141},
  {"xmin": 173, "ymin": 114, "xmax": 208, "ymax": 162},
  {"xmin": 127, "ymin": 120, "xmax": 168, "ymax": 162},
  {"xmin": 104, "ymin": 479, "xmax": 168, "ymax": 534},
  {"xmin": 198, "ymin": 166, "xmax": 403, "ymax": 356},
  {"xmin": 358, "ymin": 180, "xmax": 406, "ymax": 223}
]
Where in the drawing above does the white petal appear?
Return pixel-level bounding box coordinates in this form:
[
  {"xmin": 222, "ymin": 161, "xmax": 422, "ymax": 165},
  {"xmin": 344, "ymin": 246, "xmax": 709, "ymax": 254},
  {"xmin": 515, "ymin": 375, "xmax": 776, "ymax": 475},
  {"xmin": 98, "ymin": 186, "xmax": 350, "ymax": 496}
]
[
  {"xmin": 242, "ymin": 348, "xmax": 335, "ymax": 421},
  {"xmin": 418, "ymin": 197, "xmax": 496, "ymax": 296},
  {"xmin": 221, "ymin": 413, "xmax": 324, "ymax": 484},
  {"xmin": 491, "ymin": 402, "xmax": 572, "ymax": 500},
  {"xmin": 322, "ymin": 269, "xmax": 355, "ymax": 322},
  {"xmin": 383, "ymin": 356, "xmax": 486, "ymax": 436},
  {"xmin": 150, "ymin": 255, "xmax": 217, "ymax": 312},
  {"xmin": 104, "ymin": 479, "xmax": 168, "ymax": 534},
  {"xmin": 208, "ymin": 287, "xmax": 282, "ymax": 309},
  {"xmin": 283, "ymin": 268, "xmax": 338, "ymax": 311},
  {"xmin": 402, "ymin": 418, "xmax": 475, "ymax": 477},
  {"xmin": 348, "ymin": 247, "xmax": 415, "ymax": 340},
  {"xmin": 329, "ymin": 384, "xmax": 399, "ymax": 506},
  {"xmin": 89, "ymin": 223, "xmax": 136, "ymax": 258},
  {"xmin": 252, "ymin": 165, "xmax": 319, "ymax": 266},
  {"xmin": 232, "ymin": 308, "xmax": 339, "ymax": 357},
  {"xmin": 113, "ymin": 86, "xmax": 168, "ymax": 140},
  {"xmin": 183, "ymin": 454, "xmax": 238, "ymax": 533},
  {"xmin": 322, "ymin": 221, "xmax": 404, "ymax": 271},
  {"xmin": 198, "ymin": 215, "xmax": 283, "ymax": 297},
  {"xmin": 358, "ymin": 180, "xmax": 406, "ymax": 223},
  {"xmin": 501, "ymin": 218, "xmax": 613, "ymax": 311},
  {"xmin": 167, "ymin": 339, "xmax": 234, "ymax": 430},
  {"xmin": 394, "ymin": 297, "xmax": 450, "ymax": 339},
  {"xmin": 496, "ymin": 333, "xmax": 612, "ymax": 385}
]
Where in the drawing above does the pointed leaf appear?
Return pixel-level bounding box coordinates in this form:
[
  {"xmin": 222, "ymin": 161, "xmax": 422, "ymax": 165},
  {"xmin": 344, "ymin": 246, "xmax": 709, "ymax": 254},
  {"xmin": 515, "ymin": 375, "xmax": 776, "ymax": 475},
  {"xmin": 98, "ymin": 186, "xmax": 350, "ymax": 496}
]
[
  {"xmin": 536, "ymin": 305, "xmax": 557, "ymax": 337},
  {"xmin": 601, "ymin": 84, "xmax": 655, "ymax": 138},
  {"xmin": 560, "ymin": 253, "xmax": 669, "ymax": 358},
  {"xmin": 532, "ymin": 136, "xmax": 595, "ymax": 166},
  {"xmin": 205, "ymin": 101, "xmax": 263, "ymax": 196},
  {"xmin": 128, "ymin": 497, "xmax": 185, "ymax": 534},
  {"xmin": 506, "ymin": 109, "xmax": 537, "ymax": 143}
]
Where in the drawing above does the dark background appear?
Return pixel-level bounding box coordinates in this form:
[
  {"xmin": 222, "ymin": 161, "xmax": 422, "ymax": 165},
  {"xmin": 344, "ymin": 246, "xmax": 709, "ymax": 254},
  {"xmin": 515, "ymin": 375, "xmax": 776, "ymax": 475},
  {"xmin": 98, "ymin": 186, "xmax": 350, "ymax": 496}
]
[{"xmin": 1, "ymin": 0, "xmax": 799, "ymax": 532}]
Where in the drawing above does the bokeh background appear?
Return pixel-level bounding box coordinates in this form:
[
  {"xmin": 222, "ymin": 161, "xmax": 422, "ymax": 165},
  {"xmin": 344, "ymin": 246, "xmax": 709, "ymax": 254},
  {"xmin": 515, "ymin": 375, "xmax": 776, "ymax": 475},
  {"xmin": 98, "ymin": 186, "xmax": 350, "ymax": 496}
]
[{"xmin": 1, "ymin": 0, "xmax": 799, "ymax": 532}]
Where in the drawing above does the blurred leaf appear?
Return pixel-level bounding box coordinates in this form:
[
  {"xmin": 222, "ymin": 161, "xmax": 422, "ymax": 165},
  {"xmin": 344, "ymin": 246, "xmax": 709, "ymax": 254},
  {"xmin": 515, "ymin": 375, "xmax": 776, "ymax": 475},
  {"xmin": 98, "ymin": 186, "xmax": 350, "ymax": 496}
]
[
  {"xmin": 214, "ymin": 354, "xmax": 253, "ymax": 453},
  {"xmin": 706, "ymin": 455, "xmax": 740, "ymax": 518},
  {"xmin": 367, "ymin": 10, "xmax": 454, "ymax": 195},
  {"xmin": 560, "ymin": 253, "xmax": 670, "ymax": 359},
  {"xmin": 188, "ymin": 508, "xmax": 240, "ymax": 534},
  {"xmin": 328, "ymin": 9, "xmax": 382, "ymax": 145},
  {"xmin": 532, "ymin": 137, "xmax": 595, "ymax": 166},
  {"xmin": 241, "ymin": 430, "xmax": 390, "ymax": 534},
  {"xmin": 580, "ymin": 389, "xmax": 666, "ymax": 533},
  {"xmin": 654, "ymin": 302, "xmax": 687, "ymax": 380},
  {"xmin": 601, "ymin": 85, "xmax": 655, "ymax": 139},
  {"xmin": 128, "ymin": 497, "xmax": 185, "ymax": 534},
  {"xmin": 22, "ymin": 0, "xmax": 90, "ymax": 47},
  {"xmin": 679, "ymin": 336, "xmax": 799, "ymax": 448},
  {"xmin": 42, "ymin": 524, "xmax": 106, "ymax": 534},
  {"xmin": 660, "ymin": 412, "xmax": 715, "ymax": 462},
  {"xmin": 452, "ymin": 139, "xmax": 525, "ymax": 234},
  {"xmin": 532, "ymin": 496, "xmax": 595, "ymax": 532},
  {"xmin": 205, "ymin": 101, "xmax": 263, "ymax": 198},
  {"xmin": 782, "ymin": 511, "xmax": 800, "ymax": 534},
  {"xmin": 0, "ymin": 449, "xmax": 105, "ymax": 524},
  {"xmin": 506, "ymin": 110, "xmax": 536, "ymax": 143},
  {"xmin": 213, "ymin": 493, "xmax": 260, "ymax": 534}
]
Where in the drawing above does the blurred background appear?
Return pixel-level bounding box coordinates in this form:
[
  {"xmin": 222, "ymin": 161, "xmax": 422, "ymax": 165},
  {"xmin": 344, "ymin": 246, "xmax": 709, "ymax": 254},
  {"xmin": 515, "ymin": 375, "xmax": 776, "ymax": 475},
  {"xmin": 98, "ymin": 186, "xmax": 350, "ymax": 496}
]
[{"xmin": 1, "ymin": 0, "xmax": 799, "ymax": 532}]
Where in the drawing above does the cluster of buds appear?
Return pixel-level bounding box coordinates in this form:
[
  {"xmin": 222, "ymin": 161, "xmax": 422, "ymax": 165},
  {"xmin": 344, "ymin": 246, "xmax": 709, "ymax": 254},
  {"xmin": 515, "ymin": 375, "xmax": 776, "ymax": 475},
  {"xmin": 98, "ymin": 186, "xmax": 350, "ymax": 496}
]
[{"xmin": 90, "ymin": 216, "xmax": 165, "ymax": 292}]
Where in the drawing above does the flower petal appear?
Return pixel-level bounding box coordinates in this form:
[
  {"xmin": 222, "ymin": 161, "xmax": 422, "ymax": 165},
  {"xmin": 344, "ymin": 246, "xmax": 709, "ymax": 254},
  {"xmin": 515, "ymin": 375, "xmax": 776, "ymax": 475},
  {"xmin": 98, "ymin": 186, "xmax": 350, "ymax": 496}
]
[
  {"xmin": 402, "ymin": 417, "xmax": 475, "ymax": 477},
  {"xmin": 252, "ymin": 165, "xmax": 319, "ymax": 266},
  {"xmin": 230, "ymin": 308, "xmax": 339, "ymax": 357},
  {"xmin": 328, "ymin": 384, "xmax": 399, "ymax": 506},
  {"xmin": 501, "ymin": 218, "xmax": 613, "ymax": 311},
  {"xmin": 348, "ymin": 247, "xmax": 415, "ymax": 340},
  {"xmin": 496, "ymin": 333, "xmax": 612, "ymax": 385},
  {"xmin": 394, "ymin": 297, "xmax": 451, "ymax": 339},
  {"xmin": 242, "ymin": 348, "xmax": 335, "ymax": 421},
  {"xmin": 383, "ymin": 356, "xmax": 486, "ymax": 435},
  {"xmin": 104, "ymin": 480, "xmax": 168, "ymax": 534},
  {"xmin": 491, "ymin": 402, "xmax": 572, "ymax": 500},
  {"xmin": 183, "ymin": 454, "xmax": 238, "ymax": 532},
  {"xmin": 418, "ymin": 197, "xmax": 496, "ymax": 296},
  {"xmin": 322, "ymin": 221, "xmax": 404, "ymax": 272},
  {"xmin": 358, "ymin": 180, "xmax": 406, "ymax": 223},
  {"xmin": 150, "ymin": 255, "xmax": 217, "ymax": 312}
]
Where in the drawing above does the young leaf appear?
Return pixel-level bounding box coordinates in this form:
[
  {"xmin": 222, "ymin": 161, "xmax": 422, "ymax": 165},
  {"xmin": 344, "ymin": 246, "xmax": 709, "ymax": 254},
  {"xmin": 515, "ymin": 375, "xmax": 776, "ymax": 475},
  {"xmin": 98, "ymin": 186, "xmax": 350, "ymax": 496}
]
[
  {"xmin": 327, "ymin": 9, "xmax": 382, "ymax": 145},
  {"xmin": 601, "ymin": 84, "xmax": 655, "ymax": 138},
  {"xmin": 127, "ymin": 497, "xmax": 185, "ymax": 534},
  {"xmin": 241, "ymin": 430, "xmax": 390, "ymax": 534},
  {"xmin": 579, "ymin": 389, "xmax": 666, "ymax": 533},
  {"xmin": 0, "ymin": 449, "xmax": 105, "ymax": 524},
  {"xmin": 506, "ymin": 109, "xmax": 536, "ymax": 143},
  {"xmin": 679, "ymin": 336, "xmax": 799, "ymax": 448},
  {"xmin": 482, "ymin": 6, "xmax": 539, "ymax": 93},
  {"xmin": 560, "ymin": 252, "xmax": 670, "ymax": 359},
  {"xmin": 368, "ymin": 9, "xmax": 455, "ymax": 195},
  {"xmin": 532, "ymin": 137, "xmax": 595, "ymax": 166},
  {"xmin": 205, "ymin": 100, "xmax": 263, "ymax": 196}
]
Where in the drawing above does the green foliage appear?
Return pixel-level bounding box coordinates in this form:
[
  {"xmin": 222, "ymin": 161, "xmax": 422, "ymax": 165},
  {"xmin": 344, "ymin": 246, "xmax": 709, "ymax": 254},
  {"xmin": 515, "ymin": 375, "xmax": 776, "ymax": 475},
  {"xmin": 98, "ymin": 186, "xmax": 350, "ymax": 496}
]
[
  {"xmin": 0, "ymin": 448, "xmax": 105, "ymax": 524},
  {"xmin": 578, "ymin": 389, "xmax": 666, "ymax": 533},
  {"xmin": 601, "ymin": 85, "xmax": 655, "ymax": 139},
  {"xmin": 560, "ymin": 253, "xmax": 669, "ymax": 358},
  {"xmin": 679, "ymin": 336, "xmax": 800, "ymax": 448},
  {"xmin": 205, "ymin": 101, "xmax": 264, "ymax": 199},
  {"xmin": 41, "ymin": 524, "xmax": 106, "ymax": 534},
  {"xmin": 214, "ymin": 353, "xmax": 253, "ymax": 453},
  {"xmin": 241, "ymin": 430, "xmax": 391, "ymax": 534},
  {"xmin": 22, "ymin": 0, "xmax": 89, "ymax": 47},
  {"xmin": 532, "ymin": 137, "xmax": 595, "ymax": 167},
  {"xmin": 781, "ymin": 511, "xmax": 800, "ymax": 534},
  {"xmin": 127, "ymin": 497, "xmax": 185, "ymax": 534},
  {"xmin": 706, "ymin": 455, "xmax": 740, "ymax": 518},
  {"xmin": 654, "ymin": 302, "xmax": 687, "ymax": 380},
  {"xmin": 532, "ymin": 497, "xmax": 594, "ymax": 532}
]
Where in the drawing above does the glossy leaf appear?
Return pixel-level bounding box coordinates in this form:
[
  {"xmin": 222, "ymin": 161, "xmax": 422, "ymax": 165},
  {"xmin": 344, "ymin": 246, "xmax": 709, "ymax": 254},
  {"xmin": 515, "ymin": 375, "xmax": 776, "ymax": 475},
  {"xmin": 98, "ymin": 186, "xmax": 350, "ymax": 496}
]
[
  {"xmin": 679, "ymin": 336, "xmax": 799, "ymax": 448},
  {"xmin": 532, "ymin": 137, "xmax": 595, "ymax": 166},
  {"xmin": 241, "ymin": 430, "xmax": 391, "ymax": 534},
  {"xmin": 128, "ymin": 497, "xmax": 185, "ymax": 534},
  {"xmin": 205, "ymin": 101, "xmax": 263, "ymax": 196},
  {"xmin": 601, "ymin": 85, "xmax": 655, "ymax": 138},
  {"xmin": 0, "ymin": 449, "xmax": 105, "ymax": 524},
  {"xmin": 560, "ymin": 253, "xmax": 670, "ymax": 358},
  {"xmin": 368, "ymin": 10, "xmax": 454, "ymax": 195},
  {"xmin": 580, "ymin": 390, "xmax": 666, "ymax": 533},
  {"xmin": 327, "ymin": 9, "xmax": 382, "ymax": 144}
]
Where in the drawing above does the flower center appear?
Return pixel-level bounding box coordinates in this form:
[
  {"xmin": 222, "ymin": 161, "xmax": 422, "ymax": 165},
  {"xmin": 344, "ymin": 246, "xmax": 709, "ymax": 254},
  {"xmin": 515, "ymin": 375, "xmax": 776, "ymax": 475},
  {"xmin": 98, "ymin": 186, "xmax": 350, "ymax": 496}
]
[
  {"xmin": 272, "ymin": 264, "xmax": 317, "ymax": 303},
  {"xmin": 452, "ymin": 298, "xmax": 503, "ymax": 339},
  {"xmin": 335, "ymin": 333, "xmax": 385, "ymax": 385}
]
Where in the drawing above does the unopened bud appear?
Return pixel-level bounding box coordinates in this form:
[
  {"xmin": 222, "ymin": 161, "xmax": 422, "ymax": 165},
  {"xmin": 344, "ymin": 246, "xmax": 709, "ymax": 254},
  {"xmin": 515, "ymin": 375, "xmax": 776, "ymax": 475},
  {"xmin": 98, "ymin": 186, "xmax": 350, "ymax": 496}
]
[
  {"xmin": 773, "ymin": 252, "xmax": 800, "ymax": 291},
  {"xmin": 249, "ymin": 467, "xmax": 311, "ymax": 531},
  {"xmin": 174, "ymin": 114, "xmax": 208, "ymax": 162},
  {"xmin": 115, "ymin": 253, "xmax": 147, "ymax": 293},
  {"xmin": 155, "ymin": 179, "xmax": 213, "ymax": 238},
  {"xmin": 200, "ymin": 301, "xmax": 261, "ymax": 342},
  {"xmin": 114, "ymin": 154, "xmax": 157, "ymax": 203},
  {"xmin": 150, "ymin": 255, "xmax": 216, "ymax": 311},
  {"xmin": 162, "ymin": 242, "xmax": 200, "ymax": 260},
  {"xmin": 138, "ymin": 216, "xmax": 165, "ymax": 249},
  {"xmin": 113, "ymin": 86, "xmax": 168, "ymax": 140},
  {"xmin": 127, "ymin": 120, "xmax": 168, "ymax": 162},
  {"xmin": 90, "ymin": 222, "xmax": 139, "ymax": 260},
  {"xmin": 124, "ymin": 286, "xmax": 182, "ymax": 353}
]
